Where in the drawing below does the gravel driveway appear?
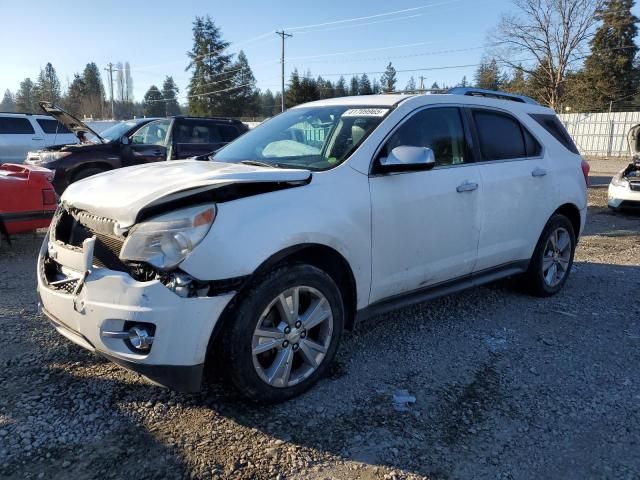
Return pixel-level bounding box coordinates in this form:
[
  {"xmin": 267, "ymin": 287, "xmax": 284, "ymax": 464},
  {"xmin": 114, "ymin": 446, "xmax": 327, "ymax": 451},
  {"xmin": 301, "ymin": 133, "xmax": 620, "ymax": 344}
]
[{"xmin": 1, "ymin": 158, "xmax": 639, "ymax": 480}]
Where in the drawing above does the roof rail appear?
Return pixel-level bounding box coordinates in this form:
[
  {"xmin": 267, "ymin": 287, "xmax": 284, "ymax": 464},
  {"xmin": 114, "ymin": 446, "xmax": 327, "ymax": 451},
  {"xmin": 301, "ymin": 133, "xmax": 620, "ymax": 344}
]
[{"xmin": 447, "ymin": 87, "xmax": 539, "ymax": 105}]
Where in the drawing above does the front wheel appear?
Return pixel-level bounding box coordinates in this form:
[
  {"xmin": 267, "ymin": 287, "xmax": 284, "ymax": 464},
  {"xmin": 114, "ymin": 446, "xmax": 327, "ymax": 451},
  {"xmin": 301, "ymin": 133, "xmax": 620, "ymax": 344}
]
[
  {"xmin": 523, "ymin": 214, "xmax": 576, "ymax": 297},
  {"xmin": 221, "ymin": 264, "xmax": 345, "ymax": 403}
]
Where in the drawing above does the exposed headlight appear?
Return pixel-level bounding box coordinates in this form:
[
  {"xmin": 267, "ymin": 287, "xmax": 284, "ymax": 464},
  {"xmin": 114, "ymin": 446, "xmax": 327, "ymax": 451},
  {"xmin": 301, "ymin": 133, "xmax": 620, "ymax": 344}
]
[
  {"xmin": 32, "ymin": 151, "xmax": 72, "ymax": 164},
  {"xmin": 120, "ymin": 205, "xmax": 216, "ymax": 270},
  {"xmin": 610, "ymin": 174, "xmax": 629, "ymax": 187}
]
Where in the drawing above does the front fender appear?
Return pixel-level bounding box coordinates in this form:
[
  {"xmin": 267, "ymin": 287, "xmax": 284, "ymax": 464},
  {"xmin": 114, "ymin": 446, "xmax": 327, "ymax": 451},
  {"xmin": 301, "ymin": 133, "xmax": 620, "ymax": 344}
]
[{"xmin": 180, "ymin": 166, "xmax": 372, "ymax": 309}]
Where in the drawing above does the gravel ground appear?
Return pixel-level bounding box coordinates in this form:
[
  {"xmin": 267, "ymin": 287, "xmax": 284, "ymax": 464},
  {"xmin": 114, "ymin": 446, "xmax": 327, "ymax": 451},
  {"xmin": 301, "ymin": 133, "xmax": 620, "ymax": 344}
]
[{"xmin": 1, "ymin": 157, "xmax": 639, "ymax": 480}]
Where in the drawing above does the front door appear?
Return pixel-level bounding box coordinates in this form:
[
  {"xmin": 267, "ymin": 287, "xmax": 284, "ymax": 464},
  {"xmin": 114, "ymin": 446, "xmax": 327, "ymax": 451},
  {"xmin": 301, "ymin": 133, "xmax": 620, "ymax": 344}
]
[
  {"xmin": 122, "ymin": 119, "xmax": 170, "ymax": 166},
  {"xmin": 369, "ymin": 106, "xmax": 481, "ymax": 304}
]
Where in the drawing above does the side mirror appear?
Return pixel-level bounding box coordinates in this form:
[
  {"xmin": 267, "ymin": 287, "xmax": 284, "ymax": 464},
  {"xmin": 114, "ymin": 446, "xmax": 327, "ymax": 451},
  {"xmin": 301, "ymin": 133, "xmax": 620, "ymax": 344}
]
[
  {"xmin": 378, "ymin": 146, "xmax": 436, "ymax": 173},
  {"xmin": 121, "ymin": 136, "xmax": 130, "ymax": 145}
]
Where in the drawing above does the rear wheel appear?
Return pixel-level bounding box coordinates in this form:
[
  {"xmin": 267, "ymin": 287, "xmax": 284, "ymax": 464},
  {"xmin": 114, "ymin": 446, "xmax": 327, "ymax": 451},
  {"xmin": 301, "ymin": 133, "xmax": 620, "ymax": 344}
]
[
  {"xmin": 523, "ymin": 214, "xmax": 576, "ymax": 297},
  {"xmin": 221, "ymin": 264, "xmax": 344, "ymax": 403},
  {"xmin": 72, "ymin": 167, "xmax": 106, "ymax": 183}
]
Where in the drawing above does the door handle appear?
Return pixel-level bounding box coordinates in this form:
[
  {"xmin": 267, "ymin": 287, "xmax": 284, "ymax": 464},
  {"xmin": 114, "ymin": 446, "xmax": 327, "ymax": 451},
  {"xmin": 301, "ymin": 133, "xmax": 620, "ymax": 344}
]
[
  {"xmin": 32, "ymin": 136, "xmax": 44, "ymax": 141},
  {"xmin": 531, "ymin": 167, "xmax": 547, "ymax": 177},
  {"xmin": 456, "ymin": 181, "xmax": 478, "ymax": 193}
]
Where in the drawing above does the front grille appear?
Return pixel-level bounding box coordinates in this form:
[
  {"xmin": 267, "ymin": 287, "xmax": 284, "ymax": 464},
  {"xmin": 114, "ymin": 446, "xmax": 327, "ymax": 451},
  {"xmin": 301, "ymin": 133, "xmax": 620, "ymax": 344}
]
[
  {"xmin": 629, "ymin": 182, "xmax": 640, "ymax": 192},
  {"xmin": 52, "ymin": 208, "xmax": 127, "ymax": 272}
]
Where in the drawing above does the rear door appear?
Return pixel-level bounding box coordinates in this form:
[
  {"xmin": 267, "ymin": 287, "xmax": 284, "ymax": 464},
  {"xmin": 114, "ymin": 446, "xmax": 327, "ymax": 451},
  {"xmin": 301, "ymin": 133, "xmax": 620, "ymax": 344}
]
[
  {"xmin": 121, "ymin": 119, "xmax": 170, "ymax": 166},
  {"xmin": 34, "ymin": 117, "xmax": 78, "ymax": 146},
  {"xmin": 469, "ymin": 107, "xmax": 550, "ymax": 271},
  {"xmin": 0, "ymin": 117, "xmax": 41, "ymax": 163},
  {"xmin": 172, "ymin": 119, "xmax": 227, "ymax": 158}
]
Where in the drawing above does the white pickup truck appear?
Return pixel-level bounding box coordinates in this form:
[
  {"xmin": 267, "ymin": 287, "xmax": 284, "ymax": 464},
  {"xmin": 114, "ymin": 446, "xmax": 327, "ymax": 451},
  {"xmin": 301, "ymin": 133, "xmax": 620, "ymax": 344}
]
[{"xmin": 0, "ymin": 112, "xmax": 77, "ymax": 163}]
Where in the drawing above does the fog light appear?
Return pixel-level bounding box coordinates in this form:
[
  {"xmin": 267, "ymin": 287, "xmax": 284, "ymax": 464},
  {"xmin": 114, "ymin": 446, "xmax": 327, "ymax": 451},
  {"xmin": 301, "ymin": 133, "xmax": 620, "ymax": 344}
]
[{"xmin": 128, "ymin": 326, "xmax": 154, "ymax": 351}]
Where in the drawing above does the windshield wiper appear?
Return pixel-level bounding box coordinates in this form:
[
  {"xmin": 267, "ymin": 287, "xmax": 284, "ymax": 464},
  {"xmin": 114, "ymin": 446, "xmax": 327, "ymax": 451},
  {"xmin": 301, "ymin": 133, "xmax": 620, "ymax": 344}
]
[{"xmin": 239, "ymin": 160, "xmax": 277, "ymax": 168}]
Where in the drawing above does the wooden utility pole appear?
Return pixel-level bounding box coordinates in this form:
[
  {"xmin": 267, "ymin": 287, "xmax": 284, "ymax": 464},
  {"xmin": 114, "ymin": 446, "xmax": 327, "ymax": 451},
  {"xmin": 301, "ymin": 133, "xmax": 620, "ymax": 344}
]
[{"xmin": 275, "ymin": 30, "xmax": 293, "ymax": 112}]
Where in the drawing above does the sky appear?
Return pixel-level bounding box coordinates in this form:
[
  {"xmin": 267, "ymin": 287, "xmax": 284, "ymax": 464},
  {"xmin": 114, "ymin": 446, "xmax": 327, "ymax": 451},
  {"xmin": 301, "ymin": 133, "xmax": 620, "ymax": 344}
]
[{"xmin": 1, "ymin": 0, "xmax": 638, "ymax": 105}]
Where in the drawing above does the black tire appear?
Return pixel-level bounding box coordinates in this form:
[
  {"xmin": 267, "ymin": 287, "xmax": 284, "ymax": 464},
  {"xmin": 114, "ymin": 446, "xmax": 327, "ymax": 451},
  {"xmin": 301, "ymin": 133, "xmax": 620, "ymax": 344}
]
[
  {"xmin": 72, "ymin": 167, "xmax": 106, "ymax": 183},
  {"xmin": 220, "ymin": 263, "xmax": 345, "ymax": 403},
  {"xmin": 523, "ymin": 214, "xmax": 576, "ymax": 297}
]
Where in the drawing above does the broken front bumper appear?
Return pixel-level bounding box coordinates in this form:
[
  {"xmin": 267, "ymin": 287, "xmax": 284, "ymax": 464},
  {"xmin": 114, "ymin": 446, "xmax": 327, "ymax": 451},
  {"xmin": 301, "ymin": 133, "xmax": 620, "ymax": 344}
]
[
  {"xmin": 608, "ymin": 183, "xmax": 640, "ymax": 209},
  {"xmin": 37, "ymin": 234, "xmax": 234, "ymax": 392}
]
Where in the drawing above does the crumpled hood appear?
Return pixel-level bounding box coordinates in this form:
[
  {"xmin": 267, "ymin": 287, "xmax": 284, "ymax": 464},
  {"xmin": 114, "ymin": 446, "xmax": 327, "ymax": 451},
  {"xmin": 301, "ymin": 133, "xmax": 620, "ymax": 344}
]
[{"xmin": 61, "ymin": 160, "xmax": 311, "ymax": 229}]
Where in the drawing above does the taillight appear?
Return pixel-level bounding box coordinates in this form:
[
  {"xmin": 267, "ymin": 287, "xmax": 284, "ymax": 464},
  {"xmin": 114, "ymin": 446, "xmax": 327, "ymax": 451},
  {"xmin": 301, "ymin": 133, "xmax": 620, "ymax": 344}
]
[
  {"xmin": 42, "ymin": 188, "xmax": 57, "ymax": 206},
  {"xmin": 580, "ymin": 159, "xmax": 590, "ymax": 186}
]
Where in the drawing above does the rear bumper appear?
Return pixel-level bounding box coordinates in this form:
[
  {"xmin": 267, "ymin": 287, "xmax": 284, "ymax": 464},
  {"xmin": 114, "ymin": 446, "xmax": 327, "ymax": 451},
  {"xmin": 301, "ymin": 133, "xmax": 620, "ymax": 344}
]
[
  {"xmin": 608, "ymin": 183, "xmax": 640, "ymax": 208},
  {"xmin": 37, "ymin": 234, "xmax": 235, "ymax": 392}
]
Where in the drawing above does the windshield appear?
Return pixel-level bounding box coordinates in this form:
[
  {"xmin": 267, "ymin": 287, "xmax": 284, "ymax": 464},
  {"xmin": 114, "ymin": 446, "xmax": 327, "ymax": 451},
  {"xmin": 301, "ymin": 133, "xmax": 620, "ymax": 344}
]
[
  {"xmin": 99, "ymin": 120, "xmax": 148, "ymax": 143},
  {"xmin": 213, "ymin": 106, "xmax": 389, "ymax": 170}
]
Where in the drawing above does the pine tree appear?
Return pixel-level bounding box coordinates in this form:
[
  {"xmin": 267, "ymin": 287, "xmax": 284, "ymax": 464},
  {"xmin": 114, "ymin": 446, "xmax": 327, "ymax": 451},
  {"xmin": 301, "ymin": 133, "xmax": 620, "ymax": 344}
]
[
  {"xmin": 186, "ymin": 16, "xmax": 233, "ymax": 116},
  {"xmin": 300, "ymin": 71, "xmax": 320, "ymax": 103},
  {"xmin": 334, "ymin": 76, "xmax": 347, "ymax": 97},
  {"xmin": 405, "ymin": 76, "xmax": 417, "ymax": 91},
  {"xmin": 581, "ymin": 0, "xmax": 639, "ymax": 108},
  {"xmin": 162, "ymin": 76, "xmax": 181, "ymax": 116},
  {"xmin": 359, "ymin": 73, "xmax": 373, "ymax": 95},
  {"xmin": 459, "ymin": 76, "xmax": 468, "ymax": 88},
  {"xmin": 286, "ymin": 69, "xmax": 303, "ymax": 107},
  {"xmin": 259, "ymin": 89, "xmax": 275, "ymax": 117},
  {"xmin": 372, "ymin": 77, "xmax": 381, "ymax": 94},
  {"xmin": 63, "ymin": 74, "xmax": 86, "ymax": 116},
  {"xmin": 143, "ymin": 86, "xmax": 165, "ymax": 117},
  {"xmin": 81, "ymin": 63, "xmax": 105, "ymax": 118},
  {"xmin": 226, "ymin": 50, "xmax": 257, "ymax": 116},
  {"xmin": 15, "ymin": 78, "xmax": 37, "ymax": 113},
  {"xmin": 474, "ymin": 58, "xmax": 505, "ymax": 90},
  {"xmin": 380, "ymin": 63, "xmax": 397, "ymax": 93},
  {"xmin": 0, "ymin": 90, "xmax": 16, "ymax": 112},
  {"xmin": 349, "ymin": 76, "xmax": 360, "ymax": 95},
  {"xmin": 317, "ymin": 76, "xmax": 335, "ymax": 99},
  {"xmin": 503, "ymin": 66, "xmax": 528, "ymax": 95},
  {"xmin": 34, "ymin": 63, "xmax": 61, "ymax": 103}
]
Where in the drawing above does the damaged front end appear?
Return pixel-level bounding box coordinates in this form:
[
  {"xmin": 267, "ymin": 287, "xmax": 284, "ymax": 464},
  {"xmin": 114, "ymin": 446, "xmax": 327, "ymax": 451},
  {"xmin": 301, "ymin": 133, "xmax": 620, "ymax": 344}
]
[{"xmin": 609, "ymin": 125, "xmax": 640, "ymax": 209}]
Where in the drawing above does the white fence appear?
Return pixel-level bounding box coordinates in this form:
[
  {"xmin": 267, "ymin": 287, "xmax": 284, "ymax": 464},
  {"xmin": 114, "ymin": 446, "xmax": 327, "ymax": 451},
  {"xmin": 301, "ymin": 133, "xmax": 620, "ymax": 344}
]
[{"xmin": 558, "ymin": 111, "xmax": 640, "ymax": 157}]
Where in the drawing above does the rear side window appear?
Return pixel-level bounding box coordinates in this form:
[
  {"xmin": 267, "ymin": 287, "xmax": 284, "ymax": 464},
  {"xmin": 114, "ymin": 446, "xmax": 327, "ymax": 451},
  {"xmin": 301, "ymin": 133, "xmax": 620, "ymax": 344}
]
[
  {"xmin": 36, "ymin": 119, "xmax": 72, "ymax": 134},
  {"xmin": 0, "ymin": 117, "xmax": 35, "ymax": 134},
  {"xmin": 529, "ymin": 113, "xmax": 579, "ymax": 154},
  {"xmin": 472, "ymin": 110, "xmax": 541, "ymax": 160},
  {"xmin": 219, "ymin": 124, "xmax": 240, "ymax": 142},
  {"xmin": 175, "ymin": 121, "xmax": 222, "ymax": 144}
]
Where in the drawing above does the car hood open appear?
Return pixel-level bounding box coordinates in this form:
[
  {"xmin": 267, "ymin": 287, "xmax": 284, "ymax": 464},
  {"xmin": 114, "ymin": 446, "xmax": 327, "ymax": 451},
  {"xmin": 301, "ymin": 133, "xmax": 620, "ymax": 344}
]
[
  {"xmin": 39, "ymin": 101, "xmax": 105, "ymax": 143},
  {"xmin": 60, "ymin": 160, "xmax": 312, "ymax": 229},
  {"xmin": 628, "ymin": 124, "xmax": 640, "ymax": 156}
]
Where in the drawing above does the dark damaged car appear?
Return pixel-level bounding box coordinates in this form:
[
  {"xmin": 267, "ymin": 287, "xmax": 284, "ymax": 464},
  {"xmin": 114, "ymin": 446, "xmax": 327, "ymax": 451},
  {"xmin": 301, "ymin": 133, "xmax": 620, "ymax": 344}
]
[{"xmin": 25, "ymin": 102, "xmax": 248, "ymax": 194}]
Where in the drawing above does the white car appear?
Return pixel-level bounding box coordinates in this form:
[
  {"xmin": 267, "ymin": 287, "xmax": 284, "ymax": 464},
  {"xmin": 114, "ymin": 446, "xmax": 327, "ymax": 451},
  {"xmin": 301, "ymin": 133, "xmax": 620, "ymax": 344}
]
[
  {"xmin": 608, "ymin": 124, "xmax": 640, "ymax": 210},
  {"xmin": 37, "ymin": 88, "xmax": 589, "ymax": 402},
  {"xmin": 0, "ymin": 112, "xmax": 77, "ymax": 163}
]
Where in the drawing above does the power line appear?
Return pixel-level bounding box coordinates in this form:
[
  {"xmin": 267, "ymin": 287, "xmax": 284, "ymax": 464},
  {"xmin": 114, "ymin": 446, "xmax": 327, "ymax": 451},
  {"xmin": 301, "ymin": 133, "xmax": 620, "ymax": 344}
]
[{"xmin": 294, "ymin": 13, "xmax": 425, "ymax": 35}]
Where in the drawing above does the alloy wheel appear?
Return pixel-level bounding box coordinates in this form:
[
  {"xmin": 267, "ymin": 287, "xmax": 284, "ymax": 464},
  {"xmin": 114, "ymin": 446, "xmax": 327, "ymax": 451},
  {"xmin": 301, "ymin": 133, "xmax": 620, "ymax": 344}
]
[
  {"xmin": 542, "ymin": 227, "xmax": 572, "ymax": 287},
  {"xmin": 251, "ymin": 286, "xmax": 334, "ymax": 388}
]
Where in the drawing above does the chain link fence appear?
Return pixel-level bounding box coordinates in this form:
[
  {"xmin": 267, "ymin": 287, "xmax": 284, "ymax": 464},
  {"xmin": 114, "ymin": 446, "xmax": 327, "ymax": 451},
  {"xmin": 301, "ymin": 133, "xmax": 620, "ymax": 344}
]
[{"xmin": 558, "ymin": 111, "xmax": 640, "ymax": 157}]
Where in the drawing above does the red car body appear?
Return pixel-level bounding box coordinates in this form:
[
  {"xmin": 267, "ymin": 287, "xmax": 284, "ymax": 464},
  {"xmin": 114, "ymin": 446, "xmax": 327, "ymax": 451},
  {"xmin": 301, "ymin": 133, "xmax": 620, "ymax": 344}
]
[{"xmin": 0, "ymin": 163, "xmax": 57, "ymax": 241}]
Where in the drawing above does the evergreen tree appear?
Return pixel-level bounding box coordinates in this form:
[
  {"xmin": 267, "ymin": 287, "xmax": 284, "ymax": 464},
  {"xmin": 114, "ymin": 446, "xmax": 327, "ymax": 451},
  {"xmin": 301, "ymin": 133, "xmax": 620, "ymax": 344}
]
[
  {"xmin": 581, "ymin": 0, "xmax": 639, "ymax": 108},
  {"xmin": 372, "ymin": 77, "xmax": 381, "ymax": 94},
  {"xmin": 299, "ymin": 71, "xmax": 320, "ymax": 103},
  {"xmin": 0, "ymin": 90, "xmax": 16, "ymax": 112},
  {"xmin": 380, "ymin": 63, "xmax": 397, "ymax": 93},
  {"xmin": 143, "ymin": 86, "xmax": 165, "ymax": 117},
  {"xmin": 359, "ymin": 73, "xmax": 373, "ymax": 94},
  {"xmin": 161, "ymin": 76, "xmax": 181, "ymax": 116},
  {"xmin": 334, "ymin": 76, "xmax": 347, "ymax": 97},
  {"xmin": 34, "ymin": 63, "xmax": 61, "ymax": 103},
  {"xmin": 458, "ymin": 75, "xmax": 468, "ymax": 87},
  {"xmin": 186, "ymin": 16, "xmax": 233, "ymax": 116},
  {"xmin": 259, "ymin": 89, "xmax": 276, "ymax": 117},
  {"xmin": 317, "ymin": 76, "xmax": 335, "ymax": 99},
  {"xmin": 431, "ymin": 81, "xmax": 440, "ymax": 90},
  {"xmin": 286, "ymin": 69, "xmax": 303, "ymax": 107},
  {"xmin": 15, "ymin": 78, "xmax": 37, "ymax": 112},
  {"xmin": 81, "ymin": 62, "xmax": 105, "ymax": 118},
  {"xmin": 405, "ymin": 76, "xmax": 417, "ymax": 91},
  {"xmin": 503, "ymin": 66, "xmax": 528, "ymax": 95},
  {"xmin": 227, "ymin": 50, "xmax": 257, "ymax": 116},
  {"xmin": 474, "ymin": 58, "xmax": 505, "ymax": 90},
  {"xmin": 63, "ymin": 74, "xmax": 86, "ymax": 116},
  {"xmin": 349, "ymin": 75, "xmax": 360, "ymax": 95},
  {"xmin": 272, "ymin": 92, "xmax": 283, "ymax": 115},
  {"xmin": 124, "ymin": 62, "xmax": 134, "ymax": 102}
]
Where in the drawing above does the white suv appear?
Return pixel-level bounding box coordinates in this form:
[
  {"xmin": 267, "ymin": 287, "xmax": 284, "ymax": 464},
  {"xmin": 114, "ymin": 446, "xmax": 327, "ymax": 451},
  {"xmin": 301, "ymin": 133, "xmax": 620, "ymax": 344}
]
[
  {"xmin": 37, "ymin": 89, "xmax": 588, "ymax": 402},
  {"xmin": 0, "ymin": 112, "xmax": 77, "ymax": 163}
]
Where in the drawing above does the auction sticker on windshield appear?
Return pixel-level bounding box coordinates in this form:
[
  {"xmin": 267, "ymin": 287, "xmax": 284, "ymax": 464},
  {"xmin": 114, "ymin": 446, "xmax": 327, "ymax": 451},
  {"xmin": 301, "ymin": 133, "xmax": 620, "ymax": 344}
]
[{"xmin": 342, "ymin": 108, "xmax": 389, "ymax": 117}]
